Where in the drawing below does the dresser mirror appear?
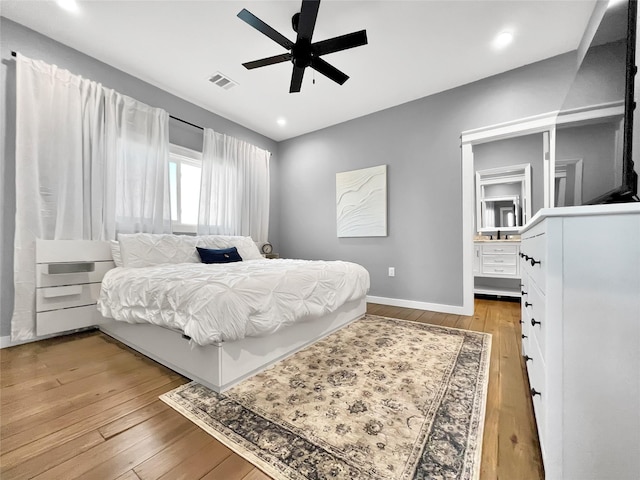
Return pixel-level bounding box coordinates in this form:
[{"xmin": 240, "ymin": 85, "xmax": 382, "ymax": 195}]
[{"xmin": 475, "ymin": 164, "xmax": 532, "ymax": 234}]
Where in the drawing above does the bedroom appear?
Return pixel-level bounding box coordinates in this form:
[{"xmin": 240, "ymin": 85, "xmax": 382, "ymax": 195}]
[{"xmin": 1, "ymin": 1, "xmax": 639, "ymax": 479}]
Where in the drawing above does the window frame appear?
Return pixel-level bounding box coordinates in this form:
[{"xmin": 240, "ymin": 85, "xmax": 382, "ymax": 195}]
[{"xmin": 169, "ymin": 144, "xmax": 203, "ymax": 234}]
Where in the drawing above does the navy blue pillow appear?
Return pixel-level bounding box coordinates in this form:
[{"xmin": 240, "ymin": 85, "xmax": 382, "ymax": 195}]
[{"xmin": 196, "ymin": 246, "xmax": 243, "ymax": 264}]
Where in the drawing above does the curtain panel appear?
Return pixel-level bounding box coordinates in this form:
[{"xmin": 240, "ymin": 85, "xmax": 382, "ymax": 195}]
[
  {"xmin": 198, "ymin": 129, "xmax": 270, "ymax": 243},
  {"xmin": 12, "ymin": 54, "xmax": 170, "ymax": 341}
]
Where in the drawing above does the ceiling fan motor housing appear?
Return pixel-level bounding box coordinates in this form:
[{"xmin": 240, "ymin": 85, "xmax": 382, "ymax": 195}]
[{"xmin": 292, "ymin": 39, "xmax": 313, "ymax": 67}]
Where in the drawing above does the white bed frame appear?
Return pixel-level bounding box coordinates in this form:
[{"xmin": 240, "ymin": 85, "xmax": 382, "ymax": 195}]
[
  {"xmin": 38, "ymin": 240, "xmax": 366, "ymax": 392},
  {"xmin": 100, "ymin": 298, "xmax": 365, "ymax": 392}
]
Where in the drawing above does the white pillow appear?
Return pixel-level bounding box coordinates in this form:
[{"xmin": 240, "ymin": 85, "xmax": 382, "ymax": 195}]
[
  {"xmin": 110, "ymin": 240, "xmax": 123, "ymax": 268},
  {"xmin": 118, "ymin": 233, "xmax": 199, "ymax": 268},
  {"xmin": 196, "ymin": 235, "xmax": 263, "ymax": 261}
]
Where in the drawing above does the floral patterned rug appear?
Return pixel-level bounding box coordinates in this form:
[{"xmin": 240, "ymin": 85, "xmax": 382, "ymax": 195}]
[{"xmin": 160, "ymin": 314, "xmax": 491, "ymax": 480}]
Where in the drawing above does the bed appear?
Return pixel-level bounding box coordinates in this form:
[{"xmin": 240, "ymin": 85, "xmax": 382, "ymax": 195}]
[{"xmin": 38, "ymin": 234, "xmax": 369, "ymax": 392}]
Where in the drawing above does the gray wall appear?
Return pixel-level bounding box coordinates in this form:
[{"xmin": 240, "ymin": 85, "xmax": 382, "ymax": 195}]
[
  {"xmin": 0, "ymin": 16, "xmax": 581, "ymax": 339},
  {"xmin": 276, "ymin": 54, "xmax": 577, "ymax": 307},
  {"xmin": 0, "ymin": 18, "xmax": 279, "ymax": 338}
]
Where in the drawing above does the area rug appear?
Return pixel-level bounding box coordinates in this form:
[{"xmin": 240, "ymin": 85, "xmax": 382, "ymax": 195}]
[{"xmin": 160, "ymin": 314, "xmax": 491, "ymax": 480}]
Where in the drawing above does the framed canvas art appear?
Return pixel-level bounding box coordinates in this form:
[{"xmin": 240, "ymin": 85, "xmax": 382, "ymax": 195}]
[{"xmin": 336, "ymin": 165, "xmax": 387, "ymax": 237}]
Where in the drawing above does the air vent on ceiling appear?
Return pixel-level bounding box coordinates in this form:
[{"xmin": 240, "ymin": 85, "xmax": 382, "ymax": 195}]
[{"xmin": 208, "ymin": 72, "xmax": 238, "ymax": 90}]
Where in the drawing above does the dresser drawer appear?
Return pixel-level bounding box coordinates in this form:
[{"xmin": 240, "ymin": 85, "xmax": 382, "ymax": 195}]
[
  {"xmin": 526, "ymin": 282, "xmax": 546, "ymax": 360},
  {"xmin": 481, "ymin": 243, "xmax": 518, "ymax": 255},
  {"xmin": 527, "ymin": 342, "xmax": 547, "ymax": 460},
  {"xmin": 36, "ymin": 283, "xmax": 101, "ymax": 313},
  {"xmin": 521, "ymin": 230, "xmax": 546, "ymax": 294}
]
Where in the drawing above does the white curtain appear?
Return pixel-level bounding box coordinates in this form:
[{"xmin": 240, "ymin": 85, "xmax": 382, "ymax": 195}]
[
  {"xmin": 12, "ymin": 54, "xmax": 170, "ymax": 341},
  {"xmin": 105, "ymin": 90, "xmax": 171, "ymax": 234},
  {"xmin": 198, "ymin": 128, "xmax": 270, "ymax": 243}
]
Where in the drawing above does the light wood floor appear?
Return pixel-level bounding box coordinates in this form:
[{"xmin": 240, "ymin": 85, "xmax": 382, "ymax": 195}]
[{"xmin": 0, "ymin": 299, "xmax": 543, "ymax": 479}]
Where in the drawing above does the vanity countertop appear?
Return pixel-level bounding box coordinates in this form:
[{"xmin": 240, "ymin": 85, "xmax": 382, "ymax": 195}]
[{"xmin": 474, "ymin": 238, "xmax": 520, "ymax": 242}]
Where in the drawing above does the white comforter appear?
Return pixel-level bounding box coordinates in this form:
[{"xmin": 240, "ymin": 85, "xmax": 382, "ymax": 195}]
[{"xmin": 97, "ymin": 259, "xmax": 370, "ymax": 346}]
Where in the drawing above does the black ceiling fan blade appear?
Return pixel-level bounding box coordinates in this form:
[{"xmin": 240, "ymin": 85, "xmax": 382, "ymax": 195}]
[
  {"xmin": 290, "ymin": 66, "xmax": 305, "ymax": 93},
  {"xmin": 312, "ymin": 30, "xmax": 368, "ymax": 56},
  {"xmin": 243, "ymin": 53, "xmax": 293, "ymax": 70},
  {"xmin": 237, "ymin": 8, "xmax": 294, "ymax": 50},
  {"xmin": 296, "ymin": 0, "xmax": 321, "ymax": 42},
  {"xmin": 310, "ymin": 57, "xmax": 349, "ymax": 85}
]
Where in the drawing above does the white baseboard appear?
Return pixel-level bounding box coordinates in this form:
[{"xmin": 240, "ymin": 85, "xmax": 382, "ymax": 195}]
[{"xmin": 366, "ymin": 295, "xmax": 471, "ymax": 316}]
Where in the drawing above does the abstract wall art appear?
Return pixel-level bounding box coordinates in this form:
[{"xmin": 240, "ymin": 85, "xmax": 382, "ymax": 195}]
[{"xmin": 336, "ymin": 165, "xmax": 387, "ymax": 237}]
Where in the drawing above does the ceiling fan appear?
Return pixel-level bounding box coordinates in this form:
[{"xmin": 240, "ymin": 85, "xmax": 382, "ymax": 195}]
[{"xmin": 237, "ymin": 0, "xmax": 368, "ymax": 93}]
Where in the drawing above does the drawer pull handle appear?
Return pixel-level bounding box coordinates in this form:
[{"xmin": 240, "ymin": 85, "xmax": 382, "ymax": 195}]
[
  {"xmin": 523, "ymin": 355, "xmax": 533, "ymax": 362},
  {"xmin": 45, "ymin": 262, "xmax": 95, "ymax": 275},
  {"xmin": 530, "ymin": 258, "xmax": 541, "ymax": 267},
  {"xmin": 531, "ymin": 318, "xmax": 541, "ymax": 327},
  {"xmin": 525, "ymin": 301, "xmax": 533, "ymax": 307},
  {"xmin": 522, "ymin": 334, "xmax": 528, "ymax": 339},
  {"xmin": 521, "ymin": 290, "xmax": 528, "ymax": 296},
  {"xmin": 494, "ymin": 248, "xmax": 504, "ymax": 252},
  {"xmin": 494, "ymin": 268, "xmax": 504, "ymax": 272},
  {"xmin": 531, "ymin": 388, "xmax": 541, "ymax": 397}
]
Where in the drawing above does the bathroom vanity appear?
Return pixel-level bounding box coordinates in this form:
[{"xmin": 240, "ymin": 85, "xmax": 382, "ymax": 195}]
[{"xmin": 473, "ymin": 239, "xmax": 521, "ymax": 297}]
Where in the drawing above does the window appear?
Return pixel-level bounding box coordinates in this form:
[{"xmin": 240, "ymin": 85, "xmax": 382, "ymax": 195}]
[{"xmin": 169, "ymin": 144, "xmax": 202, "ymax": 233}]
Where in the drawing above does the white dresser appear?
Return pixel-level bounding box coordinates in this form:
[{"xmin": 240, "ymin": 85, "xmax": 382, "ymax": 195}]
[{"xmin": 519, "ymin": 204, "xmax": 640, "ymax": 480}]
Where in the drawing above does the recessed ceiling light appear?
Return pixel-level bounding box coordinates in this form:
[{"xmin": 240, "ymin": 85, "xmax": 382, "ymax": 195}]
[
  {"xmin": 493, "ymin": 31, "xmax": 514, "ymax": 50},
  {"xmin": 56, "ymin": 0, "xmax": 79, "ymax": 12},
  {"xmin": 277, "ymin": 117, "xmax": 286, "ymax": 127}
]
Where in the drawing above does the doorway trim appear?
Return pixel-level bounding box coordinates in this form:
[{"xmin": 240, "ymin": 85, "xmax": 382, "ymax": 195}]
[{"xmin": 460, "ymin": 111, "xmax": 558, "ymax": 315}]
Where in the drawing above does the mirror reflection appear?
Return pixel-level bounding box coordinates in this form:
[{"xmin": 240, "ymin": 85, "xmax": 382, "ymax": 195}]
[{"xmin": 475, "ymin": 163, "xmax": 532, "ymax": 233}]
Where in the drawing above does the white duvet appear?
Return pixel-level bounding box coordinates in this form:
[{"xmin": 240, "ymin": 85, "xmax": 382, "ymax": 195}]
[{"xmin": 97, "ymin": 259, "xmax": 370, "ymax": 346}]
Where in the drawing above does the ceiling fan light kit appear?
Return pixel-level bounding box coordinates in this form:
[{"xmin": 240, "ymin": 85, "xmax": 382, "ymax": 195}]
[{"xmin": 237, "ymin": 0, "xmax": 368, "ymax": 93}]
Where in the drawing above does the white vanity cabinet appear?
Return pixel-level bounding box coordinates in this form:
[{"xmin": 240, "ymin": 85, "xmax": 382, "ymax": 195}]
[
  {"xmin": 519, "ymin": 204, "xmax": 640, "ymax": 480},
  {"xmin": 36, "ymin": 240, "xmax": 113, "ymax": 336},
  {"xmin": 473, "ymin": 241, "xmax": 521, "ymax": 297}
]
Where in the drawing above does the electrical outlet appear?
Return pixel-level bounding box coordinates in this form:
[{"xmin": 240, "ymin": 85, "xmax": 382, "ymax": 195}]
[{"xmin": 388, "ymin": 267, "xmax": 395, "ymax": 277}]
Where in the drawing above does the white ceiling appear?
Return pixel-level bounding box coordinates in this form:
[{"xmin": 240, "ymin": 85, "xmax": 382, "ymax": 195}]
[{"xmin": 1, "ymin": 0, "xmax": 597, "ymax": 141}]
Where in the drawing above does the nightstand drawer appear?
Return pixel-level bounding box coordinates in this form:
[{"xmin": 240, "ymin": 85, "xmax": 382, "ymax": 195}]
[
  {"xmin": 36, "ymin": 305, "xmax": 102, "ymax": 336},
  {"xmin": 37, "ymin": 261, "xmax": 115, "ymax": 288},
  {"xmin": 36, "ymin": 283, "xmax": 101, "ymax": 313}
]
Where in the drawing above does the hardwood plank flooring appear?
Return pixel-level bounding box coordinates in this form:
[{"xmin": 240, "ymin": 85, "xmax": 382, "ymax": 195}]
[{"xmin": 0, "ymin": 299, "xmax": 543, "ymax": 479}]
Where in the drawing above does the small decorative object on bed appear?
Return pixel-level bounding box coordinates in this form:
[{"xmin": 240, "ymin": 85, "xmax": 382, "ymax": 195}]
[
  {"xmin": 196, "ymin": 246, "xmax": 243, "ymax": 264},
  {"xmin": 336, "ymin": 165, "xmax": 387, "ymax": 237}
]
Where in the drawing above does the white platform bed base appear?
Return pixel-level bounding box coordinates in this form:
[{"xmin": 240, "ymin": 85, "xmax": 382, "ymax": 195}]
[
  {"xmin": 35, "ymin": 239, "xmax": 367, "ymax": 393},
  {"xmin": 99, "ymin": 297, "xmax": 366, "ymax": 393}
]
